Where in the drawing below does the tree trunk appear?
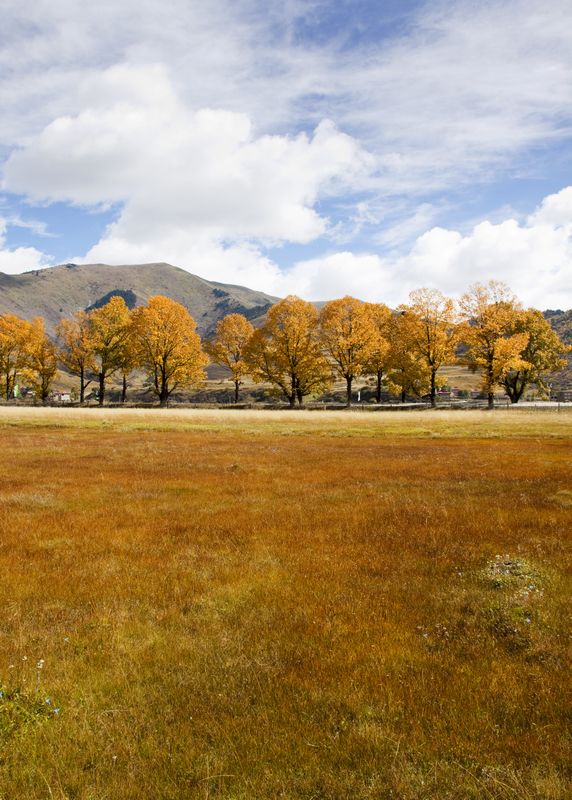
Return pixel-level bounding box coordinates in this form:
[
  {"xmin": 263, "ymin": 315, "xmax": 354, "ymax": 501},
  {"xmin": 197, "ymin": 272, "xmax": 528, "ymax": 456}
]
[
  {"xmin": 234, "ymin": 380, "xmax": 239, "ymax": 403},
  {"xmin": 430, "ymin": 369, "xmax": 437, "ymax": 408},
  {"xmin": 401, "ymin": 389, "xmax": 406, "ymax": 403},
  {"xmin": 505, "ymin": 373, "xmax": 525, "ymax": 404},
  {"xmin": 7, "ymin": 371, "xmax": 15, "ymax": 400},
  {"xmin": 486, "ymin": 357, "xmax": 494, "ymax": 410},
  {"xmin": 98, "ymin": 372, "xmax": 105, "ymax": 406},
  {"xmin": 346, "ymin": 375, "xmax": 352, "ymax": 406},
  {"xmin": 121, "ymin": 374, "xmax": 127, "ymax": 404},
  {"xmin": 376, "ymin": 371, "xmax": 382, "ymax": 404},
  {"xmin": 41, "ymin": 376, "xmax": 50, "ymax": 405},
  {"xmin": 80, "ymin": 367, "xmax": 85, "ymax": 405},
  {"xmin": 289, "ymin": 374, "xmax": 297, "ymax": 407}
]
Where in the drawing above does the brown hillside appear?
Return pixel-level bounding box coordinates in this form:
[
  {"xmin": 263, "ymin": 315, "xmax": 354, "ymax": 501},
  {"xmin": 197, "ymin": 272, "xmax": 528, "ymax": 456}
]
[
  {"xmin": 543, "ymin": 309, "xmax": 572, "ymax": 392},
  {"xmin": 0, "ymin": 262, "xmax": 277, "ymax": 337}
]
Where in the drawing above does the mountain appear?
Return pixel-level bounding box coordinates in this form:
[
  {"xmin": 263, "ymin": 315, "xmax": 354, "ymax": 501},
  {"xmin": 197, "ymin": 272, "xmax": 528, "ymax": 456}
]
[
  {"xmin": 0, "ymin": 262, "xmax": 278, "ymax": 338},
  {"xmin": 543, "ymin": 309, "xmax": 572, "ymax": 393},
  {"xmin": 544, "ymin": 309, "xmax": 572, "ymax": 344}
]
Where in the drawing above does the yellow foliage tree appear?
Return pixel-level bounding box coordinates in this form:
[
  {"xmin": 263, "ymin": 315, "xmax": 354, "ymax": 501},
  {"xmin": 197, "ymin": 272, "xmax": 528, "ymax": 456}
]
[
  {"xmin": 245, "ymin": 296, "xmax": 331, "ymax": 406},
  {"xmin": 87, "ymin": 296, "xmax": 133, "ymax": 405},
  {"xmin": 205, "ymin": 313, "xmax": 254, "ymax": 403},
  {"xmin": 57, "ymin": 311, "xmax": 97, "ymax": 404},
  {"xmin": 21, "ymin": 318, "xmax": 58, "ymax": 403},
  {"xmin": 385, "ymin": 312, "xmax": 433, "ymax": 402},
  {"xmin": 319, "ymin": 296, "xmax": 375, "ymax": 405},
  {"xmin": 0, "ymin": 313, "xmax": 33, "ymax": 400},
  {"xmin": 458, "ymin": 281, "xmax": 529, "ymax": 408},
  {"xmin": 362, "ymin": 302, "xmax": 392, "ymax": 403},
  {"xmin": 131, "ymin": 295, "xmax": 208, "ymax": 406},
  {"xmin": 399, "ymin": 288, "xmax": 458, "ymax": 407},
  {"xmin": 501, "ymin": 308, "xmax": 570, "ymax": 402}
]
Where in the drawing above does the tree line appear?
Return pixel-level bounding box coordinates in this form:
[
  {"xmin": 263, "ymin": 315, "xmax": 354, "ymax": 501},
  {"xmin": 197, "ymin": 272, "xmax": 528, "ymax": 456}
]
[{"xmin": 0, "ymin": 281, "xmax": 568, "ymax": 409}]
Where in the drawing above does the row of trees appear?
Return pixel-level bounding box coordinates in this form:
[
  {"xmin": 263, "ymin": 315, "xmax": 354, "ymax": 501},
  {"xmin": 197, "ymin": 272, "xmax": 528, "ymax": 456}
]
[
  {"xmin": 57, "ymin": 296, "xmax": 207, "ymax": 406},
  {"xmin": 0, "ymin": 281, "xmax": 568, "ymax": 408},
  {"xmin": 0, "ymin": 296, "xmax": 207, "ymax": 406},
  {"xmin": 218, "ymin": 282, "xmax": 568, "ymax": 409},
  {"xmin": 0, "ymin": 316, "xmax": 59, "ymax": 404}
]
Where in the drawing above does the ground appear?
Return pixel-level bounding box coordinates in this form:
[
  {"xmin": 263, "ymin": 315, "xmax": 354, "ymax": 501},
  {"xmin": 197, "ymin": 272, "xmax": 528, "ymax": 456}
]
[{"xmin": 0, "ymin": 408, "xmax": 570, "ymax": 799}]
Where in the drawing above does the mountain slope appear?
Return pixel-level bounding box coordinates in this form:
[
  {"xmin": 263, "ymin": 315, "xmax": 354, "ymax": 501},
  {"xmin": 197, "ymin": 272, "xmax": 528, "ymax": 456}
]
[
  {"xmin": 0, "ymin": 262, "xmax": 278, "ymax": 337},
  {"xmin": 543, "ymin": 309, "xmax": 572, "ymax": 392}
]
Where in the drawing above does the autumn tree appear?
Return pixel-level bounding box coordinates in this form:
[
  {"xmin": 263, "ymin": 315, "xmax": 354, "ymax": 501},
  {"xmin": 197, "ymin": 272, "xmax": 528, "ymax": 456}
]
[
  {"xmin": 57, "ymin": 311, "xmax": 97, "ymax": 404},
  {"xmin": 458, "ymin": 281, "xmax": 529, "ymax": 409},
  {"xmin": 131, "ymin": 295, "xmax": 208, "ymax": 406},
  {"xmin": 21, "ymin": 318, "xmax": 58, "ymax": 403},
  {"xmin": 86, "ymin": 296, "xmax": 133, "ymax": 405},
  {"xmin": 361, "ymin": 302, "xmax": 393, "ymax": 403},
  {"xmin": 399, "ymin": 288, "xmax": 458, "ymax": 408},
  {"xmin": 319, "ymin": 296, "xmax": 375, "ymax": 405},
  {"xmin": 245, "ymin": 296, "xmax": 331, "ymax": 406},
  {"xmin": 0, "ymin": 314, "xmax": 33, "ymax": 400},
  {"xmin": 205, "ymin": 313, "xmax": 254, "ymax": 403},
  {"xmin": 501, "ymin": 309, "xmax": 570, "ymax": 403},
  {"xmin": 385, "ymin": 312, "xmax": 432, "ymax": 402}
]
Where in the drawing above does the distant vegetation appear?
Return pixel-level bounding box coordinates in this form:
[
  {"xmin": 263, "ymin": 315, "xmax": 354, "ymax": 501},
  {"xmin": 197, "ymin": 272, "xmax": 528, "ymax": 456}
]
[{"xmin": 0, "ymin": 280, "xmax": 569, "ymax": 408}]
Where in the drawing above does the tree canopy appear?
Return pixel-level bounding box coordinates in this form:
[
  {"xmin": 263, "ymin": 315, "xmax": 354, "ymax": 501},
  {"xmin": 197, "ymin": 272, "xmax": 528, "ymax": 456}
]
[
  {"xmin": 246, "ymin": 296, "xmax": 331, "ymax": 406},
  {"xmin": 399, "ymin": 288, "xmax": 458, "ymax": 408},
  {"xmin": 501, "ymin": 309, "xmax": 570, "ymax": 403},
  {"xmin": 205, "ymin": 313, "xmax": 254, "ymax": 403},
  {"xmin": 458, "ymin": 281, "xmax": 530, "ymax": 409},
  {"xmin": 319, "ymin": 296, "xmax": 375, "ymax": 405},
  {"xmin": 131, "ymin": 295, "xmax": 208, "ymax": 405}
]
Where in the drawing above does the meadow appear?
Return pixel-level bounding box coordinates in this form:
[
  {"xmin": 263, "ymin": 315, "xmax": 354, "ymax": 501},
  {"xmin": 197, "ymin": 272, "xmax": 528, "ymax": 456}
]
[{"xmin": 0, "ymin": 408, "xmax": 570, "ymax": 799}]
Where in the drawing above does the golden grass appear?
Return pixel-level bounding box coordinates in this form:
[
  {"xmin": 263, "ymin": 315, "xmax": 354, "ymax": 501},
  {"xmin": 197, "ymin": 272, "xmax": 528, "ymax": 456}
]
[
  {"xmin": 0, "ymin": 411, "xmax": 570, "ymax": 798},
  {"xmin": 1, "ymin": 404, "xmax": 572, "ymax": 438}
]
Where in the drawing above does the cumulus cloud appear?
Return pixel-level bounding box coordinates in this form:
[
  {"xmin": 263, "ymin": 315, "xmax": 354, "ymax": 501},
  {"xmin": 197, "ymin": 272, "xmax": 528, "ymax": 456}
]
[
  {"xmin": 1, "ymin": 2, "xmax": 571, "ymax": 308},
  {"xmin": 4, "ymin": 64, "xmax": 372, "ymax": 247},
  {"xmin": 78, "ymin": 186, "xmax": 572, "ymax": 310},
  {"xmin": 1, "ymin": 0, "xmax": 571, "ymax": 194},
  {"xmin": 528, "ymin": 186, "xmax": 572, "ymax": 229},
  {"xmin": 0, "ymin": 185, "xmax": 570, "ymax": 311},
  {"xmin": 0, "ymin": 219, "xmax": 51, "ymax": 274},
  {"xmin": 275, "ymin": 187, "xmax": 572, "ymax": 308}
]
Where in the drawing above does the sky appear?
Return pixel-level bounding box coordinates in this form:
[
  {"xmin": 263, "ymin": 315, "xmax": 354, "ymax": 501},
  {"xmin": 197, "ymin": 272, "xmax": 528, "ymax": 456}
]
[{"xmin": 0, "ymin": 0, "xmax": 571, "ymax": 308}]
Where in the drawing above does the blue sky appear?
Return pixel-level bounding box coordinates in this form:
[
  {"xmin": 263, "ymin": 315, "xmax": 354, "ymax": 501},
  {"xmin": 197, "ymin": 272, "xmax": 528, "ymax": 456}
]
[{"xmin": 0, "ymin": 0, "xmax": 571, "ymax": 308}]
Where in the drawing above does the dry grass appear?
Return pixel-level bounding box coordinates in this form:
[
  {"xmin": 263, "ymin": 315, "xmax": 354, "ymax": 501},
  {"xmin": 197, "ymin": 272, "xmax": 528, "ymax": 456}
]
[
  {"xmin": 1, "ymin": 404, "xmax": 572, "ymax": 438},
  {"xmin": 0, "ymin": 410, "xmax": 570, "ymax": 798}
]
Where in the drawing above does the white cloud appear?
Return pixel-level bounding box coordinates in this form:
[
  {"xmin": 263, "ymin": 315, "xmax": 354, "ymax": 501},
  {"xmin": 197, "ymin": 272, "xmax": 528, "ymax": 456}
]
[
  {"xmin": 275, "ymin": 187, "xmax": 572, "ymax": 308},
  {"xmin": 79, "ymin": 186, "xmax": 571, "ymax": 310},
  {"xmin": 0, "ymin": 219, "xmax": 51, "ymax": 274},
  {"xmin": 391, "ymin": 187, "xmax": 572, "ymax": 307},
  {"xmin": 528, "ymin": 186, "xmax": 572, "ymax": 229},
  {"xmin": 1, "ymin": 1, "xmax": 571, "ymax": 194},
  {"xmin": 279, "ymin": 252, "xmax": 393, "ymax": 302},
  {"xmin": 4, "ymin": 64, "xmax": 372, "ymax": 247},
  {"xmin": 0, "ymin": 1, "xmax": 571, "ymax": 309},
  {"xmin": 1, "ymin": 185, "xmax": 571, "ymax": 311}
]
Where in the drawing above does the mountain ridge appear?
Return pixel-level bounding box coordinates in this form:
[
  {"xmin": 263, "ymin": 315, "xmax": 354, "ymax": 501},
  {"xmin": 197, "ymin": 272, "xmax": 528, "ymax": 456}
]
[
  {"xmin": 0, "ymin": 262, "xmax": 278, "ymax": 337},
  {"xmin": 1, "ymin": 262, "xmax": 570, "ymax": 347}
]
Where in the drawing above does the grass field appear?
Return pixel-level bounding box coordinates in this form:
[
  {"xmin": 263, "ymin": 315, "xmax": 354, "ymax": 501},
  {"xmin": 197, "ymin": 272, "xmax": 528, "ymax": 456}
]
[{"xmin": 0, "ymin": 408, "xmax": 570, "ymax": 799}]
